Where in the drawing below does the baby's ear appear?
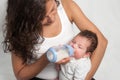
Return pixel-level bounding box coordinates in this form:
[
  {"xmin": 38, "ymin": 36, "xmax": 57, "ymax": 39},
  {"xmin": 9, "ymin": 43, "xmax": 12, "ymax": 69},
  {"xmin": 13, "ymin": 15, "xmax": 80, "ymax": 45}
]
[{"xmin": 85, "ymin": 52, "xmax": 91, "ymax": 57}]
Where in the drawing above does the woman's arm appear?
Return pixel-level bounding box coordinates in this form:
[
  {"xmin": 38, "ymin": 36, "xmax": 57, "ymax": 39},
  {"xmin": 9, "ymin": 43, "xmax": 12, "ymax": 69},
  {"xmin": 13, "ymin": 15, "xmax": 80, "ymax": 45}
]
[
  {"xmin": 12, "ymin": 53, "xmax": 49, "ymax": 80},
  {"xmin": 62, "ymin": 0, "xmax": 108, "ymax": 79}
]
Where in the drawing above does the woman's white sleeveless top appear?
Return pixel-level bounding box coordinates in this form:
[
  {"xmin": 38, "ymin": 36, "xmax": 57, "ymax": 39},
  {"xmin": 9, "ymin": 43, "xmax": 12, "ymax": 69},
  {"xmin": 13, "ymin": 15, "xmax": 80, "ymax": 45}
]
[{"xmin": 35, "ymin": 1, "xmax": 75, "ymax": 79}]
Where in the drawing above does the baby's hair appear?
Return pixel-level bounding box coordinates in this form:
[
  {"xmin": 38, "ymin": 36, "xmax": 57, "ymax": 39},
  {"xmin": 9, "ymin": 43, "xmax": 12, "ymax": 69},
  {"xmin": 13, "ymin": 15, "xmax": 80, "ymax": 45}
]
[{"xmin": 78, "ymin": 30, "xmax": 98, "ymax": 53}]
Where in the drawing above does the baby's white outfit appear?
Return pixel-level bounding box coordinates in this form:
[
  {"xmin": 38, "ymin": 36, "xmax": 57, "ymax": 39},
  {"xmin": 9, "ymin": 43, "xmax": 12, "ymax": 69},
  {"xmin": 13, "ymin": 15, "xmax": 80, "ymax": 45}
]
[{"xmin": 59, "ymin": 58, "xmax": 91, "ymax": 80}]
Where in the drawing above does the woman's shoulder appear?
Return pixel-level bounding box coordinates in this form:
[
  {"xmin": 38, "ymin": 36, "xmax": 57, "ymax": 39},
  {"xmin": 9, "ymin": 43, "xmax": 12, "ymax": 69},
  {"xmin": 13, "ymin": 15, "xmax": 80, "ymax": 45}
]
[
  {"xmin": 61, "ymin": 0, "xmax": 78, "ymax": 11},
  {"xmin": 61, "ymin": 0, "xmax": 73, "ymax": 4},
  {"xmin": 61, "ymin": 0, "xmax": 81, "ymax": 22},
  {"xmin": 60, "ymin": 0, "xmax": 74, "ymax": 21}
]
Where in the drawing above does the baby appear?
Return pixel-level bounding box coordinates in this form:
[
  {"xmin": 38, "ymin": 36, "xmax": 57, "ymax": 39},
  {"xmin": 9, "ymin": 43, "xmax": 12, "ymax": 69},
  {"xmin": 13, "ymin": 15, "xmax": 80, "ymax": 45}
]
[{"xmin": 59, "ymin": 30, "xmax": 98, "ymax": 80}]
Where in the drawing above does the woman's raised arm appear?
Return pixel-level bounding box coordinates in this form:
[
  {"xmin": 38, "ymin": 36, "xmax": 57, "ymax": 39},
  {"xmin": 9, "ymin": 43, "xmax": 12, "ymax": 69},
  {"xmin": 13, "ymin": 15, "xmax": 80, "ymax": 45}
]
[{"xmin": 62, "ymin": 0, "xmax": 108, "ymax": 79}]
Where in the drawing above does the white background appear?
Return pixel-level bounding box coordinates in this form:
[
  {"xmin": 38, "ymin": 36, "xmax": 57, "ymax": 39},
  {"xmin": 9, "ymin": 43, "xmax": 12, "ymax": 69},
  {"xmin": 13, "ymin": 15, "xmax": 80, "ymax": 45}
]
[{"xmin": 0, "ymin": 0, "xmax": 120, "ymax": 80}]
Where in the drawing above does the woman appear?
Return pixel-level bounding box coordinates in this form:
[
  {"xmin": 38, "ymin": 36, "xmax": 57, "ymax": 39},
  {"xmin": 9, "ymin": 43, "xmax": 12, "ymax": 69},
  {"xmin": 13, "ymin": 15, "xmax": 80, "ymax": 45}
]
[{"xmin": 4, "ymin": 0, "xmax": 107, "ymax": 80}]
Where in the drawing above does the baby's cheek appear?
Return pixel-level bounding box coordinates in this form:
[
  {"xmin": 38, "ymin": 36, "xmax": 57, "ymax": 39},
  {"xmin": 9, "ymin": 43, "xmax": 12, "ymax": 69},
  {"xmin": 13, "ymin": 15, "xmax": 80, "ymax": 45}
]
[{"xmin": 74, "ymin": 51, "xmax": 81, "ymax": 59}]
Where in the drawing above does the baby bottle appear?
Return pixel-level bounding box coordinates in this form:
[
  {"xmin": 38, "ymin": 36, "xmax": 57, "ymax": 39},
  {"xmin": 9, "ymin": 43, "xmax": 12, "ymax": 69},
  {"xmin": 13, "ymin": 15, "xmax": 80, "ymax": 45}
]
[{"xmin": 46, "ymin": 44, "xmax": 74, "ymax": 63}]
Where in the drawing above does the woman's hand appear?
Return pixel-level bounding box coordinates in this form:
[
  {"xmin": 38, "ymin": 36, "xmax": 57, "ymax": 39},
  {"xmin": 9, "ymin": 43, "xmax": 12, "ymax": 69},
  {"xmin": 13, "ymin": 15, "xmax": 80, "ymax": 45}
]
[{"xmin": 56, "ymin": 57, "xmax": 70, "ymax": 65}]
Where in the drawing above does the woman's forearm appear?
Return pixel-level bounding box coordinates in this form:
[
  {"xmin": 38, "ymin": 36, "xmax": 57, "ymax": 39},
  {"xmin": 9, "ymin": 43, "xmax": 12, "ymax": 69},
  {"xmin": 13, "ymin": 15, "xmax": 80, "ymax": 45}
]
[
  {"xmin": 85, "ymin": 34, "xmax": 108, "ymax": 80},
  {"xmin": 14, "ymin": 54, "xmax": 49, "ymax": 80}
]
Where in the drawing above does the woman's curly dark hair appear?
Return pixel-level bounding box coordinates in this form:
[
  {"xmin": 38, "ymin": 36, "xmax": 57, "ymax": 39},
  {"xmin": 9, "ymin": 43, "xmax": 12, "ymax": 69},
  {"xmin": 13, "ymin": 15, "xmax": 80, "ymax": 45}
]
[{"xmin": 3, "ymin": 0, "xmax": 59, "ymax": 63}]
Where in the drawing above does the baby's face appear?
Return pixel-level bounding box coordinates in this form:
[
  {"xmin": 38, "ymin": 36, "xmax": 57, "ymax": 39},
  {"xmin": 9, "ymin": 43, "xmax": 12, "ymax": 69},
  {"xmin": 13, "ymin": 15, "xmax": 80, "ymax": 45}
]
[{"xmin": 69, "ymin": 35, "xmax": 91, "ymax": 59}]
